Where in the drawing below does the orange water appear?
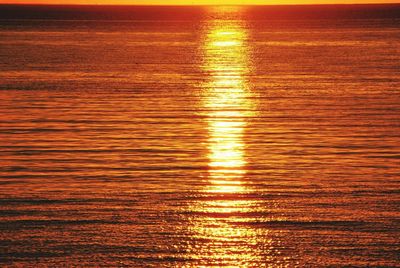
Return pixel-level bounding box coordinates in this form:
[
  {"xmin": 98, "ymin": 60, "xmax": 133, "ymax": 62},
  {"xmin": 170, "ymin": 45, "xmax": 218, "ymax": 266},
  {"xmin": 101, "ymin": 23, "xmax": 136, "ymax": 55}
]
[{"xmin": 0, "ymin": 6, "xmax": 399, "ymax": 267}]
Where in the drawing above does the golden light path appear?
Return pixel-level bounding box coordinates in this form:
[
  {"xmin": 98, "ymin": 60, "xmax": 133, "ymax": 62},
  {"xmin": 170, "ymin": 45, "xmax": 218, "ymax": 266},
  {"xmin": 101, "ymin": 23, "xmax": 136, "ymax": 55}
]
[
  {"xmin": 204, "ymin": 17, "xmax": 253, "ymax": 194},
  {"xmin": 187, "ymin": 8, "xmax": 268, "ymax": 267}
]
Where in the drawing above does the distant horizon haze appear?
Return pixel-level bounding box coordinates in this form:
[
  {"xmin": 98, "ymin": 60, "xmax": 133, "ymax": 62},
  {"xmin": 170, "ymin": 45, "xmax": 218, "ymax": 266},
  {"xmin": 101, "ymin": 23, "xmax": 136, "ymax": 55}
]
[
  {"xmin": 1, "ymin": 4, "xmax": 400, "ymax": 21},
  {"xmin": 1, "ymin": 0, "xmax": 400, "ymax": 6}
]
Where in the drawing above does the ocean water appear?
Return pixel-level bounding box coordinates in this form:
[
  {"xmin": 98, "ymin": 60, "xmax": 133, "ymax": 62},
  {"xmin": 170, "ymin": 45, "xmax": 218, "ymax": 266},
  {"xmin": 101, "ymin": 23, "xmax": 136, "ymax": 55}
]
[{"xmin": 0, "ymin": 5, "xmax": 400, "ymax": 267}]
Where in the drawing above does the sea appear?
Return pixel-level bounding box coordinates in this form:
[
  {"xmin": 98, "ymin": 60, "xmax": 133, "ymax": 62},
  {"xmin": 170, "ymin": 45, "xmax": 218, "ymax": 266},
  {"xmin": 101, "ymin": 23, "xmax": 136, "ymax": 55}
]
[{"xmin": 0, "ymin": 4, "xmax": 399, "ymax": 267}]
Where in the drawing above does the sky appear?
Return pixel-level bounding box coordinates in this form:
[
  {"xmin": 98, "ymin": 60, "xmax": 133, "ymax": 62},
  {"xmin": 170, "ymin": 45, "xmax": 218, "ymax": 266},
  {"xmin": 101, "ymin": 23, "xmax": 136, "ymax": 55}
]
[{"xmin": 0, "ymin": 0, "xmax": 399, "ymax": 4}]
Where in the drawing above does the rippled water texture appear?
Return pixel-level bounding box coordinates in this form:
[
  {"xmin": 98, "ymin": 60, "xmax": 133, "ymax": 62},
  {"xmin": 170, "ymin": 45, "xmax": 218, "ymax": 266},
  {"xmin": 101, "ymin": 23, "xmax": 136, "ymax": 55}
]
[{"xmin": 1, "ymin": 5, "xmax": 400, "ymax": 267}]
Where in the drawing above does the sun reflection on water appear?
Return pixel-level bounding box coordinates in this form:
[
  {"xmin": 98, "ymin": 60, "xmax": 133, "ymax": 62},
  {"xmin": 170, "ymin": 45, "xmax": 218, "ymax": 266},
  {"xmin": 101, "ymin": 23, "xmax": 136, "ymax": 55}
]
[
  {"xmin": 204, "ymin": 19, "xmax": 254, "ymax": 188},
  {"xmin": 187, "ymin": 10, "xmax": 267, "ymax": 267}
]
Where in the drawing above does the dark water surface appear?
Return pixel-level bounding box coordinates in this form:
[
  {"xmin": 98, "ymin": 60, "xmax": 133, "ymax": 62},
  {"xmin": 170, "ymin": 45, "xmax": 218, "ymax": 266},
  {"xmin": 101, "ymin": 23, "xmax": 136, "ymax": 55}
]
[{"xmin": 0, "ymin": 5, "xmax": 400, "ymax": 267}]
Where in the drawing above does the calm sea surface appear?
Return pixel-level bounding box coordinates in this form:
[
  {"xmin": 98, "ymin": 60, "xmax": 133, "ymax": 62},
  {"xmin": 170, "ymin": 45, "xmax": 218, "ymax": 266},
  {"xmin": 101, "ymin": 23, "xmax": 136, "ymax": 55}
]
[{"xmin": 0, "ymin": 5, "xmax": 399, "ymax": 267}]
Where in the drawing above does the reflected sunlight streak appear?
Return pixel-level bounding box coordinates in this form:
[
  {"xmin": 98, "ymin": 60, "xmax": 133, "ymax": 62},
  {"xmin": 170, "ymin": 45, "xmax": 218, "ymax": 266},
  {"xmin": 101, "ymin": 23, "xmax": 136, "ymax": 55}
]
[
  {"xmin": 187, "ymin": 11, "xmax": 265, "ymax": 267},
  {"xmin": 204, "ymin": 19, "xmax": 254, "ymax": 192}
]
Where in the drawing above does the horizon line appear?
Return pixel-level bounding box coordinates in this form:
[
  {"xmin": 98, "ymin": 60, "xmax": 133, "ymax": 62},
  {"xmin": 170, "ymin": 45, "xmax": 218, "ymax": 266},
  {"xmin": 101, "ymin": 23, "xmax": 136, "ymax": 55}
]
[{"xmin": 1, "ymin": 2, "xmax": 400, "ymax": 6}]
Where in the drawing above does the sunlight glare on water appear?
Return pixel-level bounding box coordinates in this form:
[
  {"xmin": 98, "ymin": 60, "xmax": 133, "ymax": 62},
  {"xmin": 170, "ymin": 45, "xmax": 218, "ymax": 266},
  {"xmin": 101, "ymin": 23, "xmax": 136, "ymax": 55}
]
[
  {"xmin": 186, "ymin": 12, "xmax": 271, "ymax": 267},
  {"xmin": 204, "ymin": 14, "xmax": 255, "ymax": 187}
]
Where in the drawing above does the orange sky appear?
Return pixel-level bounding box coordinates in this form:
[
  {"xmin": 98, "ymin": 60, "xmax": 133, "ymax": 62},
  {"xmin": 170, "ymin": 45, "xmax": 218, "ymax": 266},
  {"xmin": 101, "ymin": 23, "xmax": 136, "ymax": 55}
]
[{"xmin": 0, "ymin": 0, "xmax": 399, "ymax": 4}]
